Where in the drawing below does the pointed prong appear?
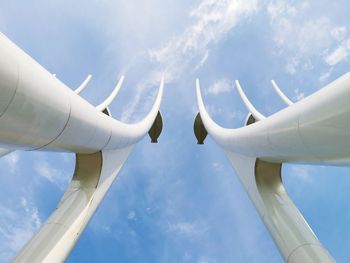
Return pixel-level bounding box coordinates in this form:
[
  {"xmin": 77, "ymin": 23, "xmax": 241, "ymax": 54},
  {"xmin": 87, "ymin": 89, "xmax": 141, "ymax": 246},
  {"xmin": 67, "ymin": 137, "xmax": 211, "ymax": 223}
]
[
  {"xmin": 196, "ymin": 79, "xmax": 229, "ymax": 136},
  {"xmin": 75, "ymin": 74, "xmax": 92, "ymax": 94},
  {"xmin": 271, "ymin": 80, "xmax": 293, "ymax": 106},
  {"xmin": 96, "ymin": 76, "xmax": 125, "ymax": 112},
  {"xmin": 235, "ymin": 80, "xmax": 265, "ymax": 121}
]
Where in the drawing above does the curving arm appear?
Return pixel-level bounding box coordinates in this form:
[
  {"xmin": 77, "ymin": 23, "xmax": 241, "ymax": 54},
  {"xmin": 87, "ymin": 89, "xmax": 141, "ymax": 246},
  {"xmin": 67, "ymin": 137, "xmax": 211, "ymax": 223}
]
[
  {"xmin": 96, "ymin": 76, "xmax": 124, "ymax": 111},
  {"xmin": 235, "ymin": 80, "xmax": 265, "ymax": 121},
  {"xmin": 75, "ymin": 74, "xmax": 92, "ymax": 94},
  {"xmin": 271, "ymin": 80, "xmax": 294, "ymax": 106}
]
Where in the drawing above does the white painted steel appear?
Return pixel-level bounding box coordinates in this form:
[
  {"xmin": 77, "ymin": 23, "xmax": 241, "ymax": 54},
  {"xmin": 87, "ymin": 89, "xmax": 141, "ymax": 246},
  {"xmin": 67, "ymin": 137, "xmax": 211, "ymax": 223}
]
[
  {"xmin": 198, "ymin": 75, "xmax": 350, "ymax": 165},
  {"xmin": 0, "ymin": 33, "xmax": 163, "ymax": 153},
  {"xmin": 96, "ymin": 76, "xmax": 124, "ymax": 111},
  {"xmin": 225, "ymin": 154, "xmax": 334, "ymax": 263},
  {"xmin": 74, "ymin": 74, "xmax": 92, "ymax": 94},
  {"xmin": 271, "ymin": 80, "xmax": 294, "ymax": 106},
  {"xmin": 196, "ymin": 78, "xmax": 342, "ymax": 262},
  {"xmin": 235, "ymin": 80, "xmax": 266, "ymax": 121},
  {"xmin": 13, "ymin": 147, "xmax": 134, "ymax": 262},
  {"xmin": 0, "ymin": 33, "xmax": 164, "ymax": 262}
]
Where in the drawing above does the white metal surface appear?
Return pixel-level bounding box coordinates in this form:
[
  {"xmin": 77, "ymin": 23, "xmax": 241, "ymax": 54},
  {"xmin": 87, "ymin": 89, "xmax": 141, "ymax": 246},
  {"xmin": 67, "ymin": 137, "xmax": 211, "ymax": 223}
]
[
  {"xmin": 74, "ymin": 74, "xmax": 92, "ymax": 94},
  {"xmin": 198, "ymin": 74, "xmax": 350, "ymax": 165},
  {"xmin": 96, "ymin": 75, "xmax": 124, "ymax": 111},
  {"xmin": 195, "ymin": 77, "xmax": 345, "ymax": 262},
  {"xmin": 0, "ymin": 33, "xmax": 164, "ymax": 262},
  {"xmin": 13, "ymin": 147, "xmax": 134, "ymax": 262},
  {"xmin": 0, "ymin": 33, "xmax": 163, "ymax": 153},
  {"xmin": 235, "ymin": 80, "xmax": 266, "ymax": 121},
  {"xmin": 271, "ymin": 80, "xmax": 294, "ymax": 106}
]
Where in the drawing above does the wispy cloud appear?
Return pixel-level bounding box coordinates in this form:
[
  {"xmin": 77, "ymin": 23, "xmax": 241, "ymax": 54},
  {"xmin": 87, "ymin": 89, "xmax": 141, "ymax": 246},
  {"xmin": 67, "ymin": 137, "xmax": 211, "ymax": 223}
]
[
  {"xmin": 167, "ymin": 221, "xmax": 208, "ymax": 238},
  {"xmin": 149, "ymin": 0, "xmax": 258, "ymax": 81},
  {"xmin": 4, "ymin": 152, "xmax": 19, "ymax": 174},
  {"xmin": 34, "ymin": 159, "xmax": 70, "ymax": 190},
  {"xmin": 267, "ymin": 0, "xmax": 350, "ymax": 76},
  {"xmin": 325, "ymin": 38, "xmax": 350, "ymax": 66},
  {"xmin": 121, "ymin": 0, "xmax": 258, "ymax": 120},
  {"xmin": 0, "ymin": 197, "xmax": 41, "ymax": 262},
  {"xmin": 205, "ymin": 79, "xmax": 232, "ymax": 95}
]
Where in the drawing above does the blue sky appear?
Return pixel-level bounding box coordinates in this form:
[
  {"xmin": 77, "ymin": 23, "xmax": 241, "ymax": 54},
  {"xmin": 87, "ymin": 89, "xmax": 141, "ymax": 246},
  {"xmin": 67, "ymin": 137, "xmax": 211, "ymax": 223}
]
[{"xmin": 1, "ymin": 0, "xmax": 350, "ymax": 262}]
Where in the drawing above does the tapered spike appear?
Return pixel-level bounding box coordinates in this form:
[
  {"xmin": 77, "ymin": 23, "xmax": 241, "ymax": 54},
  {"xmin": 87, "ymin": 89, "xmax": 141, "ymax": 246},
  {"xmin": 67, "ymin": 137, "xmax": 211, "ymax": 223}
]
[
  {"xmin": 235, "ymin": 80, "xmax": 265, "ymax": 121},
  {"xmin": 271, "ymin": 80, "xmax": 294, "ymax": 106},
  {"xmin": 96, "ymin": 76, "xmax": 124, "ymax": 111},
  {"xmin": 195, "ymin": 79, "xmax": 229, "ymax": 136},
  {"xmin": 75, "ymin": 74, "xmax": 92, "ymax": 94}
]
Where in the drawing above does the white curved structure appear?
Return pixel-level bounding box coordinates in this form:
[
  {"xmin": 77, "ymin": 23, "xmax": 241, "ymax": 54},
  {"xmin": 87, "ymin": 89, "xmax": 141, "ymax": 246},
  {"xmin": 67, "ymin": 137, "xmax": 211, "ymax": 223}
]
[
  {"xmin": 96, "ymin": 75, "xmax": 125, "ymax": 111},
  {"xmin": 235, "ymin": 80, "xmax": 266, "ymax": 121},
  {"xmin": 0, "ymin": 33, "xmax": 163, "ymax": 262},
  {"xmin": 75, "ymin": 74, "xmax": 92, "ymax": 94},
  {"xmin": 271, "ymin": 80, "xmax": 294, "ymax": 106},
  {"xmin": 195, "ymin": 75, "xmax": 350, "ymax": 262}
]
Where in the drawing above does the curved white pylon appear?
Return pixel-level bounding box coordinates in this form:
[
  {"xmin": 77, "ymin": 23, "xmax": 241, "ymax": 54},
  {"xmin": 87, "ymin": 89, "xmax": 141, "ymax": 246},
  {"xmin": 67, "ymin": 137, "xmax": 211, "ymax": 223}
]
[
  {"xmin": 271, "ymin": 80, "xmax": 294, "ymax": 106},
  {"xmin": 196, "ymin": 79, "xmax": 336, "ymax": 263},
  {"xmin": 14, "ymin": 148, "xmax": 133, "ymax": 262},
  {"xmin": 0, "ymin": 33, "xmax": 165, "ymax": 262},
  {"xmin": 13, "ymin": 79, "xmax": 163, "ymax": 261},
  {"xmin": 196, "ymin": 79, "xmax": 230, "ymax": 137},
  {"xmin": 235, "ymin": 80, "xmax": 266, "ymax": 121},
  {"xmin": 96, "ymin": 75, "xmax": 124, "ymax": 111},
  {"xmin": 0, "ymin": 34, "xmax": 164, "ymax": 153},
  {"xmin": 75, "ymin": 74, "xmax": 92, "ymax": 94}
]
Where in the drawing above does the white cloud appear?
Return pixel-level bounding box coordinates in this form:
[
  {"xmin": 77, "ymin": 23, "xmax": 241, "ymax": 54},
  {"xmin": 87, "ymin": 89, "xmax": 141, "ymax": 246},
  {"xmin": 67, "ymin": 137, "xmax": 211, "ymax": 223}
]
[
  {"xmin": 0, "ymin": 198, "xmax": 41, "ymax": 262},
  {"xmin": 325, "ymin": 38, "xmax": 350, "ymax": 66},
  {"xmin": 331, "ymin": 26, "xmax": 347, "ymax": 41},
  {"xmin": 4, "ymin": 152, "xmax": 19, "ymax": 174},
  {"xmin": 198, "ymin": 256, "xmax": 218, "ymax": 263},
  {"xmin": 290, "ymin": 165, "xmax": 314, "ymax": 182},
  {"xmin": 167, "ymin": 221, "xmax": 208, "ymax": 237},
  {"xmin": 127, "ymin": 210, "xmax": 136, "ymax": 220},
  {"xmin": 34, "ymin": 160, "xmax": 70, "ymax": 190},
  {"xmin": 149, "ymin": 0, "xmax": 258, "ymax": 81},
  {"xmin": 293, "ymin": 88, "xmax": 305, "ymax": 101},
  {"xmin": 267, "ymin": 0, "xmax": 350, "ymax": 75},
  {"xmin": 121, "ymin": 0, "xmax": 258, "ymax": 120},
  {"xmin": 319, "ymin": 68, "xmax": 333, "ymax": 82},
  {"xmin": 206, "ymin": 79, "xmax": 231, "ymax": 95}
]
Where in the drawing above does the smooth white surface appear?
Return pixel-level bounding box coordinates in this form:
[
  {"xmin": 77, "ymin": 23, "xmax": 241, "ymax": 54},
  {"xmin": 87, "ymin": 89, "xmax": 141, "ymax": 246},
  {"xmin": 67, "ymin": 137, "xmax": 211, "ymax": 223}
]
[
  {"xmin": 74, "ymin": 74, "xmax": 92, "ymax": 94},
  {"xmin": 0, "ymin": 33, "xmax": 164, "ymax": 262},
  {"xmin": 197, "ymin": 74, "xmax": 350, "ymax": 165},
  {"xmin": 13, "ymin": 147, "xmax": 134, "ymax": 263},
  {"xmin": 235, "ymin": 80, "xmax": 266, "ymax": 121},
  {"xmin": 0, "ymin": 33, "xmax": 163, "ymax": 153},
  {"xmin": 96, "ymin": 75, "xmax": 124, "ymax": 111},
  {"xmin": 196, "ymin": 77, "xmax": 346, "ymax": 262},
  {"xmin": 225, "ymin": 154, "xmax": 334, "ymax": 262},
  {"xmin": 271, "ymin": 80, "xmax": 294, "ymax": 106}
]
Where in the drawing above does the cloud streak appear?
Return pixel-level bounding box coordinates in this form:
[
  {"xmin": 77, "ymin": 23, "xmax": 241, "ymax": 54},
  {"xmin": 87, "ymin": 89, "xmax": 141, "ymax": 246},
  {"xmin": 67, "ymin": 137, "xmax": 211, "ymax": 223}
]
[
  {"xmin": 121, "ymin": 0, "xmax": 258, "ymax": 120},
  {"xmin": 0, "ymin": 197, "xmax": 41, "ymax": 262}
]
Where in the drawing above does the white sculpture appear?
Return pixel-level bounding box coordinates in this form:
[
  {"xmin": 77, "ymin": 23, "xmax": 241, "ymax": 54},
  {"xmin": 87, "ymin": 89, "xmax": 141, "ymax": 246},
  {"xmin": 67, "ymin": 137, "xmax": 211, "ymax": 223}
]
[
  {"xmin": 0, "ymin": 32, "xmax": 163, "ymax": 262},
  {"xmin": 194, "ymin": 75, "xmax": 350, "ymax": 262}
]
